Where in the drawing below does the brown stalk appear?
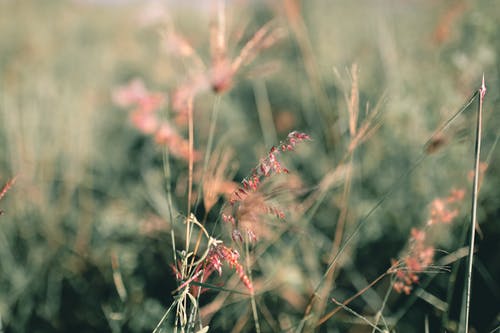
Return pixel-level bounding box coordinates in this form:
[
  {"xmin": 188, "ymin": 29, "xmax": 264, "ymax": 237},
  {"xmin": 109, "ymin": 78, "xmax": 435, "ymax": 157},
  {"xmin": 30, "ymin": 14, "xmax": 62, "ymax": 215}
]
[
  {"xmin": 189, "ymin": 1, "xmax": 237, "ymax": 274},
  {"xmin": 313, "ymin": 64, "xmax": 359, "ymax": 326},
  {"xmin": 303, "ymin": 68, "xmax": 384, "ymax": 330},
  {"xmin": 185, "ymin": 97, "xmax": 194, "ymax": 253},
  {"xmin": 317, "ymin": 271, "xmax": 389, "ymax": 327},
  {"xmin": 111, "ymin": 251, "xmax": 127, "ymax": 302},
  {"xmin": 348, "ymin": 64, "xmax": 360, "ymax": 137},
  {"xmin": 210, "ymin": 0, "xmax": 227, "ymax": 65},
  {"xmin": 231, "ymin": 20, "xmax": 281, "ymax": 74}
]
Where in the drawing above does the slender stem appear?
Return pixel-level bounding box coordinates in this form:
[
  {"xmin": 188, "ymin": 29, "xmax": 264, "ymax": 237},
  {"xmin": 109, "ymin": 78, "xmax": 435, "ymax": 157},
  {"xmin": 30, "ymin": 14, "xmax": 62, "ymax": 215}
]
[
  {"xmin": 423, "ymin": 91, "xmax": 478, "ymax": 150},
  {"xmin": 253, "ymin": 79, "xmax": 277, "ymax": 147},
  {"xmin": 246, "ymin": 240, "xmax": 260, "ymax": 333},
  {"xmin": 371, "ymin": 275, "xmax": 395, "ymax": 332},
  {"xmin": 186, "ymin": 98, "xmax": 194, "ymax": 253},
  {"xmin": 316, "ymin": 271, "xmax": 388, "ymax": 327},
  {"xmin": 188, "ymin": 213, "xmax": 209, "ymax": 276},
  {"xmin": 163, "ymin": 144, "xmax": 178, "ymax": 268},
  {"xmin": 314, "ymin": 153, "xmax": 354, "ymax": 323},
  {"xmin": 189, "ymin": 95, "xmax": 221, "ymax": 277},
  {"xmin": 153, "ymin": 299, "xmax": 178, "ymax": 333},
  {"xmin": 194, "ymin": 95, "xmax": 221, "ymax": 212},
  {"xmin": 330, "ymin": 298, "xmax": 386, "ymax": 333},
  {"xmin": 463, "ymin": 76, "xmax": 486, "ymax": 333}
]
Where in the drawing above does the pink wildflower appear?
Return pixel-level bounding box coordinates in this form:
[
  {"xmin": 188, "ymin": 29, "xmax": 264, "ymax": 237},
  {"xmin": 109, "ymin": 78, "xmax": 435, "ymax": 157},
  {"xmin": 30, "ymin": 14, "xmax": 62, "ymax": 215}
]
[
  {"xmin": 130, "ymin": 109, "xmax": 159, "ymax": 134},
  {"xmin": 390, "ymin": 228, "xmax": 435, "ymax": 295},
  {"xmin": 154, "ymin": 124, "xmax": 201, "ymax": 162},
  {"xmin": 112, "ymin": 79, "xmax": 166, "ymax": 135},
  {"xmin": 392, "ymin": 187, "xmax": 464, "ymax": 294},
  {"xmin": 225, "ymin": 131, "xmax": 310, "ymax": 242},
  {"xmin": 229, "ymin": 131, "xmax": 310, "ymax": 205},
  {"xmin": 427, "ymin": 188, "xmax": 465, "ymax": 226},
  {"xmin": 172, "ymin": 242, "xmax": 253, "ymax": 297},
  {"xmin": 112, "ymin": 79, "xmax": 148, "ymax": 107}
]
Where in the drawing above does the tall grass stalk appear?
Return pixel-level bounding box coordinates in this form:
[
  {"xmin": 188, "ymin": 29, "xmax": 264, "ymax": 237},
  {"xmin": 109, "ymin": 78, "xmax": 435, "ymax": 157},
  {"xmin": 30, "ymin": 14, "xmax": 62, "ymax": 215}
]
[
  {"xmin": 461, "ymin": 75, "xmax": 486, "ymax": 333},
  {"xmin": 317, "ymin": 271, "xmax": 389, "ymax": 327},
  {"xmin": 371, "ymin": 275, "xmax": 396, "ymax": 332},
  {"xmin": 186, "ymin": 97, "xmax": 195, "ymax": 253},
  {"xmin": 315, "ymin": 63, "xmax": 360, "ymax": 324},
  {"xmin": 253, "ymin": 80, "xmax": 278, "ymax": 148},
  {"xmin": 189, "ymin": 96, "xmax": 221, "ymax": 276},
  {"xmin": 245, "ymin": 240, "xmax": 261, "ymax": 333},
  {"xmin": 195, "ymin": 95, "xmax": 221, "ymax": 212},
  {"xmin": 329, "ymin": 298, "xmax": 386, "ymax": 333}
]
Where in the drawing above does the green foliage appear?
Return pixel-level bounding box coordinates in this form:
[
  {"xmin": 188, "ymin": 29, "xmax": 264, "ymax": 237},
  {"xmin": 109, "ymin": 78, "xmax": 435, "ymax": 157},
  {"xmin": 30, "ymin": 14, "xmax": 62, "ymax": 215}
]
[{"xmin": 0, "ymin": 1, "xmax": 499, "ymax": 332}]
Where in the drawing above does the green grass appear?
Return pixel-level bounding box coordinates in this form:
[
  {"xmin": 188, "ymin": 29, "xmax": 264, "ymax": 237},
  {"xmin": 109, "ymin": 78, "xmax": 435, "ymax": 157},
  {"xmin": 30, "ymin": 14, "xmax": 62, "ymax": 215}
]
[{"xmin": 0, "ymin": 1, "xmax": 499, "ymax": 332}]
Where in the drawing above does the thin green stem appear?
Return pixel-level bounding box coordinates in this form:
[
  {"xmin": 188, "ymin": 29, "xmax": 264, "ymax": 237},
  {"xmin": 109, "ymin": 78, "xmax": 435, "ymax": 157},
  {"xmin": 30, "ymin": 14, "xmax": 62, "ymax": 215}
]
[
  {"xmin": 462, "ymin": 76, "xmax": 486, "ymax": 333},
  {"xmin": 194, "ymin": 95, "xmax": 221, "ymax": 212},
  {"xmin": 253, "ymin": 79, "xmax": 277, "ymax": 147},
  {"xmin": 316, "ymin": 271, "xmax": 388, "ymax": 327},
  {"xmin": 245, "ymin": 240, "xmax": 260, "ymax": 333},
  {"xmin": 371, "ymin": 275, "xmax": 395, "ymax": 332},
  {"xmin": 423, "ymin": 90, "xmax": 478, "ymax": 151},
  {"xmin": 153, "ymin": 299, "xmax": 178, "ymax": 333},
  {"xmin": 186, "ymin": 98, "xmax": 194, "ymax": 253},
  {"xmin": 163, "ymin": 146, "xmax": 178, "ymax": 266},
  {"xmin": 330, "ymin": 298, "xmax": 386, "ymax": 333}
]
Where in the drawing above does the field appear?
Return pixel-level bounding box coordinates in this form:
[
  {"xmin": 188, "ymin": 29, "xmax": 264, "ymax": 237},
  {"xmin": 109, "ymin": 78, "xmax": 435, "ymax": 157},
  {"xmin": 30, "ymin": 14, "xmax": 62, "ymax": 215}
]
[{"xmin": 0, "ymin": 1, "xmax": 499, "ymax": 332}]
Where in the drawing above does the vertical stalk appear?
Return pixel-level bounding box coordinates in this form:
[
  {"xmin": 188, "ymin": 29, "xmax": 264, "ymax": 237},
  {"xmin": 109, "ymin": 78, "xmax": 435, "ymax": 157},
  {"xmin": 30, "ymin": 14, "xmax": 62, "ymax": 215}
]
[
  {"xmin": 253, "ymin": 79, "xmax": 278, "ymax": 147},
  {"xmin": 246, "ymin": 240, "xmax": 261, "ymax": 333},
  {"xmin": 462, "ymin": 76, "xmax": 486, "ymax": 333},
  {"xmin": 186, "ymin": 97, "xmax": 194, "ymax": 253},
  {"xmin": 194, "ymin": 95, "xmax": 221, "ymax": 212}
]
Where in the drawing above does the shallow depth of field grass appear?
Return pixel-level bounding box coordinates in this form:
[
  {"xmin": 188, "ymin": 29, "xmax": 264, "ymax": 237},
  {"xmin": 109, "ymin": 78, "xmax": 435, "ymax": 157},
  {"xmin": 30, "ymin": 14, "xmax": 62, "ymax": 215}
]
[{"xmin": 0, "ymin": 1, "xmax": 499, "ymax": 332}]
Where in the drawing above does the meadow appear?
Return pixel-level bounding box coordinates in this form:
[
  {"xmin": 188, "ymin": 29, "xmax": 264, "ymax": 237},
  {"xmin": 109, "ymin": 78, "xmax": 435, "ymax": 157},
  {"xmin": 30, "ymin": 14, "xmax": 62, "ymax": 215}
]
[{"xmin": 0, "ymin": 1, "xmax": 499, "ymax": 332}]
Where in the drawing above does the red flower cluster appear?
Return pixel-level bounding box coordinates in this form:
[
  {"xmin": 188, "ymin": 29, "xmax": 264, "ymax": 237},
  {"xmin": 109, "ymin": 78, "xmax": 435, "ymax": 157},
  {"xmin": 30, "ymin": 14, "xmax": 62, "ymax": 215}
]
[
  {"xmin": 391, "ymin": 187, "xmax": 465, "ymax": 294},
  {"xmin": 427, "ymin": 188, "xmax": 465, "ymax": 225},
  {"xmin": 230, "ymin": 131, "xmax": 310, "ymax": 205},
  {"xmin": 112, "ymin": 79, "xmax": 199, "ymax": 161},
  {"xmin": 224, "ymin": 131, "xmax": 310, "ymax": 242},
  {"xmin": 390, "ymin": 228, "xmax": 435, "ymax": 295},
  {"xmin": 172, "ymin": 242, "xmax": 253, "ymax": 296}
]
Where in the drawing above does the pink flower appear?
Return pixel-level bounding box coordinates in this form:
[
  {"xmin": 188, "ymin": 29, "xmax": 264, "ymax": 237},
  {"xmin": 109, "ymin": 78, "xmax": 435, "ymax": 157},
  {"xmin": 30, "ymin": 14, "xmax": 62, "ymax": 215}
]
[
  {"xmin": 391, "ymin": 187, "xmax": 465, "ymax": 295},
  {"xmin": 427, "ymin": 188, "xmax": 464, "ymax": 226},
  {"xmin": 172, "ymin": 242, "xmax": 253, "ymax": 297},
  {"xmin": 154, "ymin": 123, "xmax": 201, "ymax": 162},
  {"xmin": 225, "ymin": 131, "xmax": 310, "ymax": 242},
  {"xmin": 130, "ymin": 110, "xmax": 159, "ymax": 134},
  {"xmin": 112, "ymin": 79, "xmax": 148, "ymax": 107}
]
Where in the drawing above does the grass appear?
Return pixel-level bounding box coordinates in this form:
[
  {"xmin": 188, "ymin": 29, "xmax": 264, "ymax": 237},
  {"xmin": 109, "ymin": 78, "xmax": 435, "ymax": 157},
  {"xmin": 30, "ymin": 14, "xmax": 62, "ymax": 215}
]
[{"xmin": 0, "ymin": 0, "xmax": 499, "ymax": 332}]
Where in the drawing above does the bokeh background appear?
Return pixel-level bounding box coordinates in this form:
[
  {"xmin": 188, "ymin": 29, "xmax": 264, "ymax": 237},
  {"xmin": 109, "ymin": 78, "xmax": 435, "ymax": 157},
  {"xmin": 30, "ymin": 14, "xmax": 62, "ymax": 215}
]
[{"xmin": 0, "ymin": 0, "xmax": 499, "ymax": 332}]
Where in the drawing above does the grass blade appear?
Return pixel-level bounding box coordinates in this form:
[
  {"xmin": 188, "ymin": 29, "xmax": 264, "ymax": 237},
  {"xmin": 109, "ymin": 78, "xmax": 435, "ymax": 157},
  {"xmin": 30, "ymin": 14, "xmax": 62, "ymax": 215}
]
[{"xmin": 461, "ymin": 75, "xmax": 486, "ymax": 333}]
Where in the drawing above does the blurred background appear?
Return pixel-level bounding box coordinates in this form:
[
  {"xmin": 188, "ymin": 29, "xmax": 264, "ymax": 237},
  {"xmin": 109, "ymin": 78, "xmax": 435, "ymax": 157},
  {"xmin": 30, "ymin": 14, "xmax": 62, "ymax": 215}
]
[{"xmin": 0, "ymin": 0, "xmax": 499, "ymax": 332}]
